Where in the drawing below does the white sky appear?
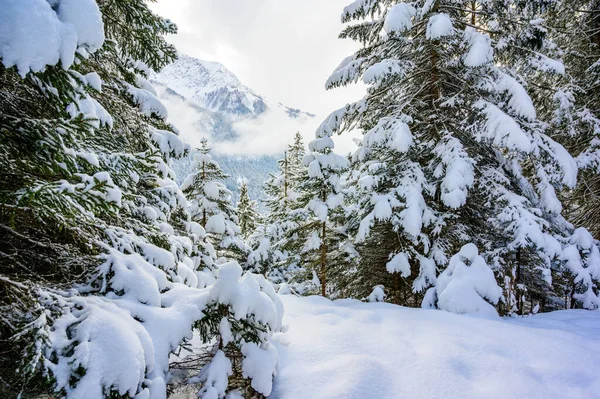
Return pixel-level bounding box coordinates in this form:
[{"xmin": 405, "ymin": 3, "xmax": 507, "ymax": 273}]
[{"xmin": 149, "ymin": 0, "xmax": 366, "ymax": 155}]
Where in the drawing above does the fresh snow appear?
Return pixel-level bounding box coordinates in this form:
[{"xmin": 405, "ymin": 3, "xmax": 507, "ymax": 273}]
[
  {"xmin": 270, "ymin": 295, "xmax": 600, "ymax": 399},
  {"xmin": 463, "ymin": 28, "xmax": 493, "ymax": 67},
  {"xmin": 128, "ymin": 85, "xmax": 168, "ymax": 119},
  {"xmin": 426, "ymin": 13, "xmax": 454, "ymax": 40},
  {"xmin": 383, "ymin": 4, "xmax": 416, "ymax": 34},
  {"xmin": 0, "ymin": 0, "xmax": 104, "ymax": 76},
  {"xmin": 425, "ymin": 244, "xmax": 502, "ymax": 317}
]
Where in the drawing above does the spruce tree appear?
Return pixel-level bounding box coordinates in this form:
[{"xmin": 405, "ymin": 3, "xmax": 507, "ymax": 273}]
[
  {"xmin": 548, "ymin": 2, "xmax": 600, "ymax": 236},
  {"xmin": 322, "ymin": 0, "xmax": 593, "ymax": 311},
  {"xmin": 247, "ymin": 134, "xmax": 309, "ymax": 279},
  {"xmin": 280, "ymin": 135, "xmax": 349, "ymax": 297},
  {"xmin": 182, "ymin": 138, "xmax": 248, "ymax": 262},
  {"xmin": 236, "ymin": 178, "xmax": 260, "ymax": 239}
]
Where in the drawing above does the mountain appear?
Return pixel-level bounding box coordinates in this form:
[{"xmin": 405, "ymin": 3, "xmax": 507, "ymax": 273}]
[
  {"xmin": 152, "ymin": 53, "xmax": 268, "ymax": 118},
  {"xmin": 152, "ymin": 53, "xmax": 311, "ymax": 206},
  {"xmin": 151, "ymin": 53, "xmax": 314, "ymax": 121}
]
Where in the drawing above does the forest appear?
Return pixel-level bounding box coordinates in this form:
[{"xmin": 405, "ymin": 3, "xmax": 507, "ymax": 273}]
[{"xmin": 1, "ymin": 0, "xmax": 599, "ymax": 398}]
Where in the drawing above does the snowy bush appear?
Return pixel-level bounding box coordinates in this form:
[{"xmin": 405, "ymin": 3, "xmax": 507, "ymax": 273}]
[{"xmin": 423, "ymin": 244, "xmax": 502, "ymax": 317}]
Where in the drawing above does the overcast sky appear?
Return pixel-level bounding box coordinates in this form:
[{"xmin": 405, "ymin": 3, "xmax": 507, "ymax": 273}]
[{"xmin": 149, "ymin": 0, "xmax": 366, "ymax": 155}]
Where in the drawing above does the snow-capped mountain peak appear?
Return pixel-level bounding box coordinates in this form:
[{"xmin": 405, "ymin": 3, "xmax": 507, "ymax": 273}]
[
  {"xmin": 151, "ymin": 53, "xmax": 266, "ymax": 118},
  {"xmin": 152, "ymin": 53, "xmax": 314, "ymax": 120}
]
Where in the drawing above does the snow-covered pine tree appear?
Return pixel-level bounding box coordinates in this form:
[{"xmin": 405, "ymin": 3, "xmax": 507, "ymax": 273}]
[
  {"xmin": 280, "ymin": 134, "xmax": 349, "ymax": 297},
  {"xmin": 236, "ymin": 178, "xmax": 260, "ymax": 238},
  {"xmin": 548, "ymin": 1, "xmax": 600, "ymax": 310},
  {"xmin": 323, "ymin": 0, "xmax": 588, "ymax": 311},
  {"xmin": 262, "ymin": 132, "xmax": 307, "ymax": 220},
  {"xmin": 546, "ymin": 1, "xmax": 600, "ymax": 237},
  {"xmin": 483, "ymin": 0, "xmax": 600, "ymax": 311},
  {"xmin": 182, "ymin": 138, "xmax": 248, "ymax": 263},
  {"xmin": 247, "ymin": 134, "xmax": 309, "ymax": 279},
  {"xmin": 561, "ymin": 228, "xmax": 600, "ymax": 309},
  {"xmin": 0, "ymin": 1, "xmax": 282, "ymax": 397},
  {"xmin": 288, "ymin": 132, "xmax": 308, "ymax": 188}
]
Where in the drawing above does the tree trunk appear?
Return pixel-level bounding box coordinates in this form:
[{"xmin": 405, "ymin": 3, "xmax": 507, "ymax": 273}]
[
  {"xmin": 429, "ymin": 2, "xmax": 441, "ymax": 108},
  {"xmin": 321, "ymin": 221, "xmax": 327, "ymax": 298},
  {"xmin": 516, "ymin": 248, "xmax": 523, "ymax": 315},
  {"xmin": 284, "ymin": 151, "xmax": 288, "ymax": 199},
  {"xmin": 202, "ymin": 160, "xmax": 207, "ymax": 228}
]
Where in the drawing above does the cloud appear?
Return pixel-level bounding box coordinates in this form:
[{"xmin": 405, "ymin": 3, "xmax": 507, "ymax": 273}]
[{"xmin": 157, "ymin": 82, "xmax": 359, "ymax": 157}]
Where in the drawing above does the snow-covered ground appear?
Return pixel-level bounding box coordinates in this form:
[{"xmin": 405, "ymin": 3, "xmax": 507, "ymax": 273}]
[{"xmin": 270, "ymin": 295, "xmax": 600, "ymax": 399}]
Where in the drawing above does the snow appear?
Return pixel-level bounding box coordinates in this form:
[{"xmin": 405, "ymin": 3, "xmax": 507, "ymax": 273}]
[
  {"xmin": 561, "ymin": 228, "xmax": 600, "ymax": 309},
  {"xmin": 241, "ymin": 342, "xmax": 279, "ymax": 396},
  {"xmin": 363, "ymin": 60, "xmax": 407, "ymax": 85},
  {"xmin": 362, "ymin": 117, "xmax": 413, "ymax": 153},
  {"xmin": 475, "ymin": 100, "xmax": 532, "ymax": 152},
  {"xmin": 66, "ymin": 96, "xmax": 113, "ymax": 128},
  {"xmin": 151, "ymin": 128, "xmax": 189, "ymax": 159},
  {"xmin": 57, "ymin": 0, "xmax": 105, "ymax": 52},
  {"xmin": 270, "ymin": 295, "xmax": 600, "ymax": 399},
  {"xmin": 532, "ymin": 54, "xmax": 565, "ymax": 75},
  {"xmin": 151, "ymin": 53, "xmax": 291, "ymax": 119},
  {"xmin": 212, "ymin": 262, "xmax": 284, "ymax": 332},
  {"xmin": 431, "ymin": 243, "xmax": 502, "ymax": 318},
  {"xmin": 195, "ymin": 350, "xmax": 232, "ymax": 399},
  {"xmin": 47, "ymin": 254, "xmax": 283, "ymax": 399},
  {"xmin": 434, "ymin": 136, "xmax": 475, "ymax": 209},
  {"xmin": 308, "ymin": 136, "xmax": 335, "ymax": 152},
  {"xmin": 383, "ymin": 4, "xmax": 416, "ymax": 34},
  {"xmin": 367, "ymin": 285, "xmax": 385, "ymax": 302},
  {"xmin": 342, "ymin": 0, "xmax": 377, "ymax": 20},
  {"xmin": 100, "ymin": 249, "xmax": 168, "ymax": 306},
  {"xmin": 426, "ymin": 14, "xmax": 454, "ymax": 40},
  {"xmin": 128, "ymin": 86, "xmax": 168, "ymax": 119},
  {"xmin": 463, "ymin": 28, "xmax": 493, "ymax": 67},
  {"xmin": 326, "ymin": 55, "xmax": 363, "ymax": 88},
  {"xmin": 386, "ymin": 252, "xmax": 410, "ymax": 277},
  {"xmin": 46, "ymin": 297, "xmax": 154, "ymax": 399},
  {"xmin": 496, "ymin": 73, "xmax": 537, "ymax": 121},
  {"xmin": 204, "ymin": 181, "xmax": 221, "ymax": 200},
  {"xmin": 207, "ymin": 214, "xmax": 227, "ymax": 234},
  {"xmin": 0, "ymin": 0, "xmax": 104, "ymax": 77},
  {"xmin": 84, "ymin": 72, "xmax": 102, "ymax": 91}
]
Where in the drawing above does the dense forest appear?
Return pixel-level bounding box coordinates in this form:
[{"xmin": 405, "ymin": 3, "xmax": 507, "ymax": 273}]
[{"xmin": 0, "ymin": 0, "xmax": 599, "ymax": 398}]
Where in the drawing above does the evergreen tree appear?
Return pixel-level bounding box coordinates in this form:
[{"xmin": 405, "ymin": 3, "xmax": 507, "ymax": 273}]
[
  {"xmin": 263, "ymin": 132, "xmax": 306, "ymax": 219},
  {"xmin": 236, "ymin": 178, "xmax": 260, "ymax": 238},
  {"xmin": 281, "ymin": 135, "xmax": 349, "ymax": 297},
  {"xmin": 247, "ymin": 134, "xmax": 309, "ymax": 279},
  {"xmin": 288, "ymin": 132, "xmax": 308, "ymax": 189},
  {"xmin": 0, "ymin": 1, "xmax": 282, "ymax": 397},
  {"xmin": 322, "ymin": 0, "xmax": 594, "ymax": 311},
  {"xmin": 182, "ymin": 139, "xmax": 248, "ymax": 262},
  {"xmin": 548, "ymin": 1, "xmax": 600, "ymax": 237}
]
